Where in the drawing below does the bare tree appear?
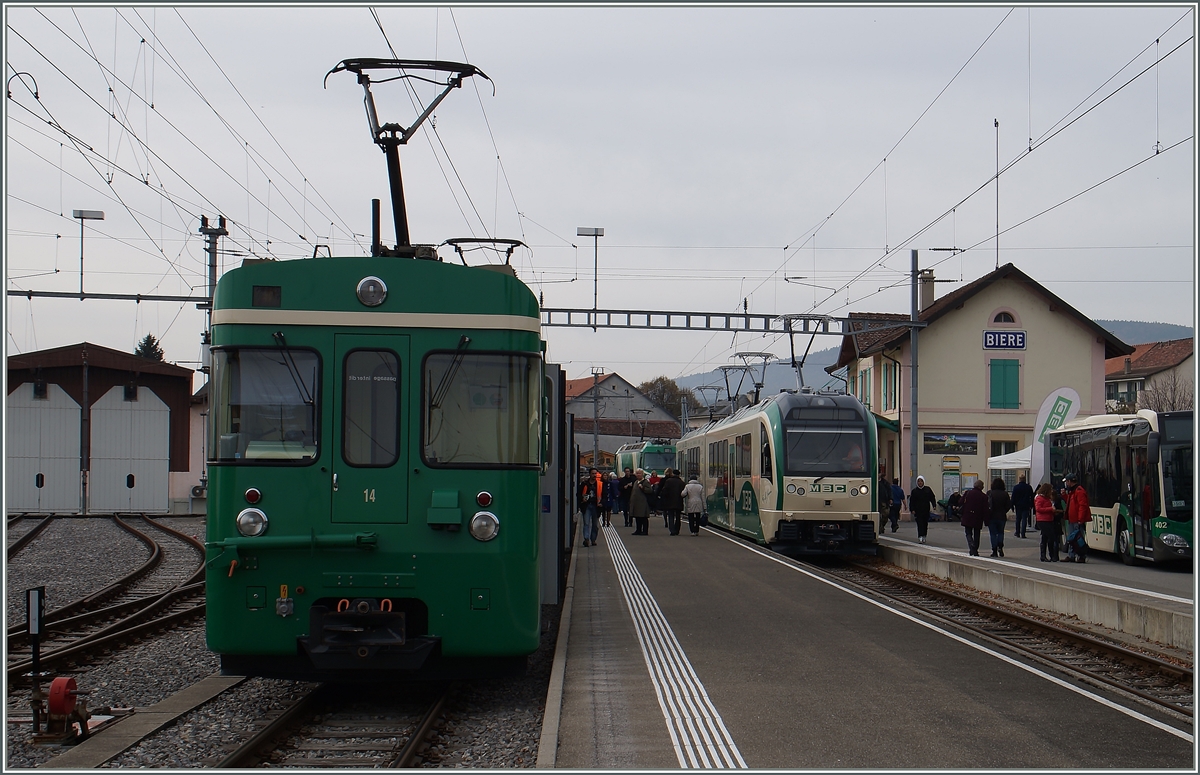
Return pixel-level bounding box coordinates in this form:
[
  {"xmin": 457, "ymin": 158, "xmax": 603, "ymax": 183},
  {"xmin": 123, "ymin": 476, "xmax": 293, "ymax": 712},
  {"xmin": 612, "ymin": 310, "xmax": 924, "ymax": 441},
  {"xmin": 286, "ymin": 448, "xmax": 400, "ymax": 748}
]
[{"xmin": 1139, "ymin": 368, "xmax": 1194, "ymax": 412}]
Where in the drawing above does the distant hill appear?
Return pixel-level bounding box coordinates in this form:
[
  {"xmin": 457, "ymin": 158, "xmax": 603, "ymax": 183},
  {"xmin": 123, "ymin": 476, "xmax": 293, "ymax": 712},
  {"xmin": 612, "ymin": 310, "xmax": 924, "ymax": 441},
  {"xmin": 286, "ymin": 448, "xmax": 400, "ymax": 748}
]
[
  {"xmin": 676, "ymin": 346, "xmax": 843, "ymax": 405},
  {"xmin": 1095, "ymin": 320, "xmax": 1193, "ymax": 346}
]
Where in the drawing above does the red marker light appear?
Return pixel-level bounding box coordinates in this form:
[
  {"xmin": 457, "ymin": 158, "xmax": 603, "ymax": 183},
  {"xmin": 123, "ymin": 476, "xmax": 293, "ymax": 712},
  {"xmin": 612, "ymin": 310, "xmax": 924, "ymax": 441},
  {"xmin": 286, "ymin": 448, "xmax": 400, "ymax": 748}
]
[
  {"xmin": 476, "ymin": 491, "xmax": 493, "ymax": 507},
  {"xmin": 245, "ymin": 488, "xmax": 262, "ymax": 504}
]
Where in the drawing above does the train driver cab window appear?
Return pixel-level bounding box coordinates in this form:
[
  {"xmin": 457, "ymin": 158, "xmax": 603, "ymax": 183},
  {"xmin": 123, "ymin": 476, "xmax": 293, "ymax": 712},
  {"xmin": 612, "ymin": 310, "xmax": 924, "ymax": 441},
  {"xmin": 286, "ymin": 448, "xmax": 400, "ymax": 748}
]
[
  {"xmin": 209, "ymin": 348, "xmax": 319, "ymax": 463},
  {"xmin": 423, "ymin": 352, "xmax": 540, "ymax": 468},
  {"xmin": 784, "ymin": 428, "xmax": 867, "ymax": 476},
  {"xmin": 343, "ymin": 350, "xmax": 400, "ymax": 467}
]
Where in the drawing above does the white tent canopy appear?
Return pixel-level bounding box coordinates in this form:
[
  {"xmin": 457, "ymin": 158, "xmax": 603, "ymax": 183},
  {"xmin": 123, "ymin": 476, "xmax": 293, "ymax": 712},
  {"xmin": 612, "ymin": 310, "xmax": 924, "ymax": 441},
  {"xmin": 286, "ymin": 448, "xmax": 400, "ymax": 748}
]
[{"xmin": 987, "ymin": 445, "xmax": 1032, "ymax": 470}]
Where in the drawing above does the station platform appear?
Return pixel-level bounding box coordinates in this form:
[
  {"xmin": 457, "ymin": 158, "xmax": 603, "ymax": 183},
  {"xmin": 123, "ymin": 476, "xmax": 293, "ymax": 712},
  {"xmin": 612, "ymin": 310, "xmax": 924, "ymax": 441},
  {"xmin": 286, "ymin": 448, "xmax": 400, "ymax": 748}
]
[{"xmin": 537, "ymin": 516, "xmax": 1194, "ymax": 769}]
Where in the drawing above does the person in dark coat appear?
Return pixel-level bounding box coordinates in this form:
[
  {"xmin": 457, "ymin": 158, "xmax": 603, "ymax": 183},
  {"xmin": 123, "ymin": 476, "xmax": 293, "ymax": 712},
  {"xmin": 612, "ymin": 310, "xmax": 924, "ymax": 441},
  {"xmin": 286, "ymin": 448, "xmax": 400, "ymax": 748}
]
[
  {"xmin": 658, "ymin": 468, "xmax": 687, "ymax": 536},
  {"xmin": 877, "ymin": 472, "xmax": 893, "ymax": 536},
  {"xmin": 888, "ymin": 478, "xmax": 904, "ymax": 532},
  {"xmin": 987, "ymin": 478, "xmax": 1012, "ymax": 557},
  {"xmin": 908, "ymin": 475, "xmax": 938, "ymax": 544},
  {"xmin": 618, "ymin": 467, "xmax": 635, "ymax": 527},
  {"xmin": 1011, "ymin": 473, "xmax": 1035, "ymax": 538},
  {"xmin": 959, "ymin": 479, "xmax": 989, "ymax": 557},
  {"xmin": 628, "ymin": 469, "xmax": 654, "ymax": 535}
]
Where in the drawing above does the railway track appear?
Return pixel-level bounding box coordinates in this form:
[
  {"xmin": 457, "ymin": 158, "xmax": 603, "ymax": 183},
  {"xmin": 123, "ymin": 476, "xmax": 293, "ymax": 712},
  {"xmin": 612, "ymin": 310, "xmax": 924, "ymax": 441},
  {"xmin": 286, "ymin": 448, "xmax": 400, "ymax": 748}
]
[
  {"xmin": 214, "ymin": 682, "xmax": 450, "ymax": 768},
  {"xmin": 6, "ymin": 515, "xmax": 57, "ymax": 559},
  {"xmin": 6, "ymin": 516, "xmax": 207, "ymax": 685},
  {"xmin": 825, "ymin": 559, "xmax": 1193, "ymax": 719}
]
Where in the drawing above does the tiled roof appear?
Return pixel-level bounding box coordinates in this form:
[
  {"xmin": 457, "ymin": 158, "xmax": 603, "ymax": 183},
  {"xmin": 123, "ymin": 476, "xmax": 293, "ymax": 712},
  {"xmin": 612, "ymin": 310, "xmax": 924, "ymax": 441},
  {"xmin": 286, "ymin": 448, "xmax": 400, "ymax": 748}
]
[
  {"xmin": 565, "ymin": 373, "xmax": 611, "ymax": 398},
  {"xmin": 571, "ymin": 417, "xmax": 681, "ymax": 439},
  {"xmin": 1105, "ymin": 338, "xmax": 1194, "ymax": 379},
  {"xmin": 830, "ymin": 263, "xmax": 1134, "ymax": 370},
  {"xmin": 7, "ymin": 341, "xmax": 194, "ymax": 377}
]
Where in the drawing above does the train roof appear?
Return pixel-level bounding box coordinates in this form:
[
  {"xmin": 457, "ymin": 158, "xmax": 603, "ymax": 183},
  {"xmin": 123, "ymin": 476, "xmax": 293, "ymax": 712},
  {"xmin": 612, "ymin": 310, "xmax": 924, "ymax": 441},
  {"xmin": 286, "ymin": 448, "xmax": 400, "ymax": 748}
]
[
  {"xmin": 212, "ymin": 255, "xmax": 539, "ymax": 325},
  {"xmin": 680, "ymin": 388, "xmax": 867, "ymax": 441}
]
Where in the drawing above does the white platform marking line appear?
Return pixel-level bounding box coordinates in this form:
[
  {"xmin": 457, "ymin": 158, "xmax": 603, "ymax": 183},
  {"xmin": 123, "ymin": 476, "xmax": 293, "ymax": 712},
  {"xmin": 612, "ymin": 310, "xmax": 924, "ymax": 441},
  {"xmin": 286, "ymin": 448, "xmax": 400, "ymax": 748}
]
[
  {"xmin": 605, "ymin": 526, "xmax": 748, "ymax": 767},
  {"xmin": 609, "ymin": 540, "xmax": 708, "ymax": 767},
  {"xmin": 882, "ymin": 537, "xmax": 1192, "ymax": 604},
  {"xmin": 609, "ymin": 538, "xmax": 734, "ymax": 769},
  {"xmin": 619, "ymin": 550, "xmax": 745, "ymax": 769},
  {"xmin": 616, "ymin": 571, "xmax": 737, "ymax": 768},
  {"xmin": 713, "ymin": 530, "xmax": 1193, "ymax": 743}
]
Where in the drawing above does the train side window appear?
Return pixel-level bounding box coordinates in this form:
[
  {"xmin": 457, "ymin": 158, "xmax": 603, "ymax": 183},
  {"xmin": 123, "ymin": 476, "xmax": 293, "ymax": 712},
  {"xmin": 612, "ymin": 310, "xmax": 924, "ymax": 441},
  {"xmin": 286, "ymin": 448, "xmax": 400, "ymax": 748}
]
[
  {"xmin": 342, "ymin": 350, "xmax": 400, "ymax": 467},
  {"xmin": 760, "ymin": 423, "xmax": 772, "ymax": 482}
]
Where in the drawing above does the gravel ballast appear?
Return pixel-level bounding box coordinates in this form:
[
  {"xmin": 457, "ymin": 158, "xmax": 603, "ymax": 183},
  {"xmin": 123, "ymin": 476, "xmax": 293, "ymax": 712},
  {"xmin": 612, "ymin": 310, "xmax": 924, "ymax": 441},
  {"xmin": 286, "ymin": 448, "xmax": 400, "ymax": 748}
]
[{"xmin": 4, "ymin": 516, "xmax": 561, "ymax": 769}]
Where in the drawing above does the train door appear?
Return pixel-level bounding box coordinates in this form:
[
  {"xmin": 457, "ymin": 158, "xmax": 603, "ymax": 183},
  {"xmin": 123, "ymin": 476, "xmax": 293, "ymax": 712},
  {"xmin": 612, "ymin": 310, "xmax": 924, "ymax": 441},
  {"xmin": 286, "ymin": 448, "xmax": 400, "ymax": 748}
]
[
  {"xmin": 731, "ymin": 432, "xmax": 755, "ymax": 534},
  {"xmin": 331, "ymin": 334, "xmax": 410, "ymax": 523},
  {"xmin": 758, "ymin": 421, "xmax": 774, "ymax": 514}
]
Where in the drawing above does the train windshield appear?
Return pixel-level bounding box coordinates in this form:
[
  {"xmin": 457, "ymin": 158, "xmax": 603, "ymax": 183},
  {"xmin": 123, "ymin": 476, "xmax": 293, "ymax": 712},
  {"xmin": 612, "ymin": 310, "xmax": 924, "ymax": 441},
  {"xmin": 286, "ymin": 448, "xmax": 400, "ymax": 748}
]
[
  {"xmin": 642, "ymin": 451, "xmax": 674, "ymax": 474},
  {"xmin": 784, "ymin": 427, "xmax": 867, "ymax": 476},
  {"xmin": 209, "ymin": 348, "xmax": 319, "ymax": 463},
  {"xmin": 423, "ymin": 352, "xmax": 540, "ymax": 468}
]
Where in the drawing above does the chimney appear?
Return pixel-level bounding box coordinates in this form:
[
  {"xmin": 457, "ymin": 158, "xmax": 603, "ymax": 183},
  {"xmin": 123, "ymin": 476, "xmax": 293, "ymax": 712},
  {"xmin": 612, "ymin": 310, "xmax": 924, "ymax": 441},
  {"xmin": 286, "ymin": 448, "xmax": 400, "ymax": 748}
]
[
  {"xmin": 918, "ymin": 269, "xmax": 935, "ymax": 312},
  {"xmin": 1123, "ymin": 357, "xmax": 1131, "ymax": 374}
]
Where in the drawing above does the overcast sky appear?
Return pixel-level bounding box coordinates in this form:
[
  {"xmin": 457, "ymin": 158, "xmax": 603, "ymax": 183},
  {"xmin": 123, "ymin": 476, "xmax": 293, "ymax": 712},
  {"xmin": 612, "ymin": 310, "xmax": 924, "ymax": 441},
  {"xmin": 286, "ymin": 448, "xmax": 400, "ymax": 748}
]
[{"xmin": 5, "ymin": 4, "xmax": 1196, "ymax": 388}]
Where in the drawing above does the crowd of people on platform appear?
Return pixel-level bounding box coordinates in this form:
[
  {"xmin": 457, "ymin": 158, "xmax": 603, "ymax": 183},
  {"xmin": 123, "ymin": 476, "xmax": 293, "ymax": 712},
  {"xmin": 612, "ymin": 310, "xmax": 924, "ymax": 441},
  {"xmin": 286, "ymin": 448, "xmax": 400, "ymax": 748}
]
[
  {"xmin": 577, "ymin": 465, "xmax": 708, "ymax": 547},
  {"xmin": 878, "ymin": 470, "xmax": 1091, "ymax": 562},
  {"xmin": 581, "ymin": 463, "xmax": 1091, "ymax": 563}
]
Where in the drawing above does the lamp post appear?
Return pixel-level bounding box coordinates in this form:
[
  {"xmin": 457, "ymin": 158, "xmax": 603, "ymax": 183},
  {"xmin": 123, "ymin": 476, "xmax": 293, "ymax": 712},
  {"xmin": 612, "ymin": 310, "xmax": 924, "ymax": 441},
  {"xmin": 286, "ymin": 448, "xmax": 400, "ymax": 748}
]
[
  {"xmin": 72, "ymin": 209, "xmax": 104, "ymax": 299},
  {"xmin": 576, "ymin": 227, "xmax": 603, "ymax": 331}
]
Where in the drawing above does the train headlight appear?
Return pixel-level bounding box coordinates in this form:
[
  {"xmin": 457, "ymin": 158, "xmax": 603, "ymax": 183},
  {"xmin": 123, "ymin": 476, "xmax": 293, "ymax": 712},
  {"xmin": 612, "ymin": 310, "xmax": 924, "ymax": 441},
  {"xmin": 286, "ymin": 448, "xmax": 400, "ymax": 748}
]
[
  {"xmin": 860, "ymin": 484, "xmax": 869, "ymax": 495},
  {"xmin": 1160, "ymin": 533, "xmax": 1190, "ymax": 549},
  {"xmin": 236, "ymin": 508, "xmax": 268, "ymax": 537},
  {"xmin": 851, "ymin": 488, "xmax": 860, "ymax": 497},
  {"xmin": 356, "ymin": 276, "xmax": 388, "ymax": 307},
  {"xmin": 786, "ymin": 483, "xmax": 797, "ymax": 494},
  {"xmin": 469, "ymin": 511, "xmax": 500, "ymax": 542}
]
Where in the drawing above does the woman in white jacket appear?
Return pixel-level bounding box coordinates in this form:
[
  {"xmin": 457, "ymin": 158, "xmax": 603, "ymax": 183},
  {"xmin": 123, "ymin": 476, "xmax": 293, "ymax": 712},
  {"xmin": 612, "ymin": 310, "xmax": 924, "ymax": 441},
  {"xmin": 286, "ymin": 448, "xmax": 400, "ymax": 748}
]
[{"xmin": 682, "ymin": 474, "xmax": 706, "ymax": 536}]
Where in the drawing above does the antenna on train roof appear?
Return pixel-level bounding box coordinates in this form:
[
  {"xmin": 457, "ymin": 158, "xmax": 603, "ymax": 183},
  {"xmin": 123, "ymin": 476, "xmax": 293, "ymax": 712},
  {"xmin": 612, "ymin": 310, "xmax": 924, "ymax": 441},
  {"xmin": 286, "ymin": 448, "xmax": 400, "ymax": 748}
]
[{"xmin": 326, "ymin": 59, "xmax": 490, "ymax": 258}]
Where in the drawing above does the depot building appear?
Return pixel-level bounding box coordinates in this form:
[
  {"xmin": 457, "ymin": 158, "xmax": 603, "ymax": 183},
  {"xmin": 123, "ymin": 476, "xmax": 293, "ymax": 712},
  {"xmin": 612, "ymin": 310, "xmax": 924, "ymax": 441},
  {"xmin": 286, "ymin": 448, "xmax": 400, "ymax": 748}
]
[{"xmin": 829, "ymin": 262, "xmax": 1133, "ymax": 502}]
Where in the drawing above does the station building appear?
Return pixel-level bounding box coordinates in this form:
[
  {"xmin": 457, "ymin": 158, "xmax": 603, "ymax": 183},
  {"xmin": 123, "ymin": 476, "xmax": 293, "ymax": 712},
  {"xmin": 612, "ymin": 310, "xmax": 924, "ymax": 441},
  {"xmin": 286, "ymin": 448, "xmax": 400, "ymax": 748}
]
[
  {"xmin": 6, "ymin": 342, "xmax": 200, "ymax": 515},
  {"xmin": 829, "ymin": 263, "xmax": 1134, "ymax": 502}
]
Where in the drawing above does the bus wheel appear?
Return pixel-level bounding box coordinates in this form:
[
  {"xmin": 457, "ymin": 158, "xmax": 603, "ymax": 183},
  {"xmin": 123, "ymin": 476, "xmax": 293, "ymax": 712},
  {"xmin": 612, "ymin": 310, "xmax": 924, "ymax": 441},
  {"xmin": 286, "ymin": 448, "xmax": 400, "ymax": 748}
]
[{"xmin": 1117, "ymin": 521, "xmax": 1136, "ymax": 566}]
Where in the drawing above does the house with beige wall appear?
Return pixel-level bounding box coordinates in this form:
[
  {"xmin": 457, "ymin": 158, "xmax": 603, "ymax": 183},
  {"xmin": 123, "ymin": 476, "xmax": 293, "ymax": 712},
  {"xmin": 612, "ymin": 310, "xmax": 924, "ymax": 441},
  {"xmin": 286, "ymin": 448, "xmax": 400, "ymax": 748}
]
[
  {"xmin": 829, "ymin": 263, "xmax": 1133, "ymax": 503},
  {"xmin": 1105, "ymin": 338, "xmax": 1194, "ymax": 413}
]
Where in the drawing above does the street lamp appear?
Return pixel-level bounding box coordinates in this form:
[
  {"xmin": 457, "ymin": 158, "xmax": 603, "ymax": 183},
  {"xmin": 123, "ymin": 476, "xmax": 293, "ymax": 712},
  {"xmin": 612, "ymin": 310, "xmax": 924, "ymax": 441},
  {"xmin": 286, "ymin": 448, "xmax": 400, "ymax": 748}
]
[
  {"xmin": 72, "ymin": 209, "xmax": 104, "ymax": 299},
  {"xmin": 577, "ymin": 227, "xmax": 603, "ymax": 331}
]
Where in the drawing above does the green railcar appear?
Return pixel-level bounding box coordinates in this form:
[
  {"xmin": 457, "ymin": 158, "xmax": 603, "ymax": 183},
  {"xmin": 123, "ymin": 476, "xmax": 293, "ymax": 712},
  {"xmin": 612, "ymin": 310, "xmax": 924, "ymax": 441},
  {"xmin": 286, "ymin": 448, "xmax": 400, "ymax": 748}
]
[
  {"xmin": 205, "ymin": 256, "xmax": 548, "ymax": 680},
  {"xmin": 615, "ymin": 441, "xmax": 677, "ymax": 477},
  {"xmin": 676, "ymin": 388, "xmax": 880, "ymax": 556}
]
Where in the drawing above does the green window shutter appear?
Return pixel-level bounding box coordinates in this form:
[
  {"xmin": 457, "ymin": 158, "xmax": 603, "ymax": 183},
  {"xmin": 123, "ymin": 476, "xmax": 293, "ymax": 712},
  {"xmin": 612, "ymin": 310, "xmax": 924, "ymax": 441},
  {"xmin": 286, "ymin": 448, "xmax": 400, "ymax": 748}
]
[{"xmin": 989, "ymin": 359, "xmax": 1020, "ymax": 409}]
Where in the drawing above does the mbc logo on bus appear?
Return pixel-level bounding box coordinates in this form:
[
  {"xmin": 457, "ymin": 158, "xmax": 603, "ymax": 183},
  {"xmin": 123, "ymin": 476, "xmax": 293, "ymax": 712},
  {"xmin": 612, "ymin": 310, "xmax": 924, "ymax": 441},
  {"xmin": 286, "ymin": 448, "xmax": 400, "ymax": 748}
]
[{"xmin": 810, "ymin": 483, "xmax": 848, "ymax": 493}]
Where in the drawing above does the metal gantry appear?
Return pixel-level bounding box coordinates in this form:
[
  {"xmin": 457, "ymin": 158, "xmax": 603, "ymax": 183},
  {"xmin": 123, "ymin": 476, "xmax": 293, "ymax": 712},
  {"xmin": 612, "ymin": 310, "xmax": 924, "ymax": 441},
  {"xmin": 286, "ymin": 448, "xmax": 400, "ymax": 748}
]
[{"xmin": 540, "ymin": 308, "xmax": 924, "ymax": 336}]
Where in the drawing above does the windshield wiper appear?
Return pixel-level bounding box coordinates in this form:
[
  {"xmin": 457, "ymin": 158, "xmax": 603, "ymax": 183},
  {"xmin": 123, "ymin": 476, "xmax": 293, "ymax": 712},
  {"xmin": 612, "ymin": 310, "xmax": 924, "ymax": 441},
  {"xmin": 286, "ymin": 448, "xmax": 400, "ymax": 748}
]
[
  {"xmin": 431, "ymin": 335, "xmax": 471, "ymax": 409},
  {"xmin": 273, "ymin": 331, "xmax": 314, "ymax": 406}
]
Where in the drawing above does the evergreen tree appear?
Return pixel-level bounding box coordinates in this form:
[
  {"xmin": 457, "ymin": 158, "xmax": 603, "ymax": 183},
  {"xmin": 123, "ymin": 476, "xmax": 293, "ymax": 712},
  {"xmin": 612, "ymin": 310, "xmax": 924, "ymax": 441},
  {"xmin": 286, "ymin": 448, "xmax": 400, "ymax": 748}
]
[{"xmin": 134, "ymin": 333, "xmax": 165, "ymax": 361}]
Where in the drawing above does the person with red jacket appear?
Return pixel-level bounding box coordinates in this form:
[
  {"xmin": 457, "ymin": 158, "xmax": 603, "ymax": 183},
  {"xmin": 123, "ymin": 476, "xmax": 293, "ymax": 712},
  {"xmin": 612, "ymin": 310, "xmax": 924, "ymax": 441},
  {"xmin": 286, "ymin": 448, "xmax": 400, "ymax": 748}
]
[
  {"xmin": 1062, "ymin": 472, "xmax": 1092, "ymax": 563},
  {"xmin": 1033, "ymin": 482, "xmax": 1062, "ymax": 562}
]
